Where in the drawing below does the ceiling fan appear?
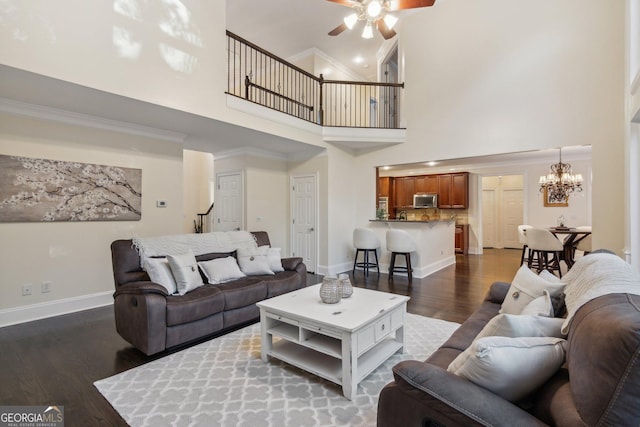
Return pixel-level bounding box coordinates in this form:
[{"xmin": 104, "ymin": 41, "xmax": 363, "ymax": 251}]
[{"xmin": 327, "ymin": 0, "xmax": 436, "ymax": 40}]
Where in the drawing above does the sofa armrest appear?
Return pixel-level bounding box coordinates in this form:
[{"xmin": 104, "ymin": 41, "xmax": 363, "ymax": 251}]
[
  {"xmin": 485, "ymin": 281, "xmax": 510, "ymax": 304},
  {"xmin": 392, "ymin": 360, "xmax": 548, "ymax": 427},
  {"xmin": 114, "ymin": 281, "xmax": 169, "ymax": 298},
  {"xmin": 113, "ymin": 289, "xmax": 167, "ymax": 355},
  {"xmin": 281, "ymin": 257, "xmax": 303, "ymax": 271}
]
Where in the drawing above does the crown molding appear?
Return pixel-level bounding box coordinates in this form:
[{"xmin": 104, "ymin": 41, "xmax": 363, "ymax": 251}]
[
  {"xmin": 213, "ymin": 146, "xmax": 289, "ymax": 161},
  {"xmin": 0, "ymin": 98, "xmax": 187, "ymax": 144},
  {"xmin": 213, "ymin": 145, "xmax": 326, "ymax": 162}
]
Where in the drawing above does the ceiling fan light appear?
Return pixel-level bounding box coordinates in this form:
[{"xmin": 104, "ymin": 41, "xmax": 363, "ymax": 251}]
[
  {"xmin": 344, "ymin": 13, "xmax": 358, "ymax": 30},
  {"xmin": 383, "ymin": 14, "xmax": 398, "ymax": 30},
  {"xmin": 362, "ymin": 22, "xmax": 374, "ymax": 39},
  {"xmin": 366, "ymin": 1, "xmax": 382, "ymax": 19}
]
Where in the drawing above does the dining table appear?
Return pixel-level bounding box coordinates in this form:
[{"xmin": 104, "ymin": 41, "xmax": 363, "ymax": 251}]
[{"xmin": 547, "ymin": 226, "xmax": 592, "ymax": 269}]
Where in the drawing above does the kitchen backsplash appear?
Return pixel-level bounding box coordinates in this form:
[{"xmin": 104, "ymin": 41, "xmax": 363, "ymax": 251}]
[{"xmin": 400, "ymin": 208, "xmax": 469, "ymax": 224}]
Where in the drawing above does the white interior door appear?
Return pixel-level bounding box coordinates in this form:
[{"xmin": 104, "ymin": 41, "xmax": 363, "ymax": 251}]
[
  {"xmin": 215, "ymin": 172, "xmax": 243, "ymax": 231},
  {"xmin": 291, "ymin": 175, "xmax": 317, "ymax": 273},
  {"xmin": 482, "ymin": 189, "xmax": 497, "ymax": 248},
  {"xmin": 502, "ymin": 188, "xmax": 524, "ymax": 248}
]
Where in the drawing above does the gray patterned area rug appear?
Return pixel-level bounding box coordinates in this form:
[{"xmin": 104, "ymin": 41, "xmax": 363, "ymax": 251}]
[{"xmin": 94, "ymin": 313, "xmax": 459, "ymax": 427}]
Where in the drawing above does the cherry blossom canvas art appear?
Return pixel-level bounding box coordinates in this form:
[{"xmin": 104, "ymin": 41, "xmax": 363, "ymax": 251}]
[{"xmin": 0, "ymin": 155, "xmax": 142, "ymax": 222}]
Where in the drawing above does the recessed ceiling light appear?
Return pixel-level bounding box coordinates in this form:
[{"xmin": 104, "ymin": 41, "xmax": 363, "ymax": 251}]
[
  {"xmin": 382, "ymin": 166, "xmax": 391, "ymax": 170},
  {"xmin": 353, "ymin": 56, "xmax": 364, "ymax": 64},
  {"xmin": 426, "ymin": 161, "xmax": 439, "ymax": 166}
]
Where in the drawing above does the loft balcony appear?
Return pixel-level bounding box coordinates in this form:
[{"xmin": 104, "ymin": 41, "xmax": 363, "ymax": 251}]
[{"xmin": 225, "ymin": 31, "xmax": 407, "ymax": 149}]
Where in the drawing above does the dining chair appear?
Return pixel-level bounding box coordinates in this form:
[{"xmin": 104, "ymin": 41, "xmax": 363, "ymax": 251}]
[
  {"xmin": 517, "ymin": 225, "xmax": 533, "ymax": 266},
  {"xmin": 569, "ymin": 226, "xmax": 592, "ymax": 263},
  {"xmin": 526, "ymin": 227, "xmax": 564, "ymax": 277},
  {"xmin": 575, "ymin": 234, "xmax": 592, "ymax": 255}
]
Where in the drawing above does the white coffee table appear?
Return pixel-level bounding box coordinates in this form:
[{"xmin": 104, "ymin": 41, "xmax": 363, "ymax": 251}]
[{"xmin": 257, "ymin": 284, "xmax": 410, "ymax": 400}]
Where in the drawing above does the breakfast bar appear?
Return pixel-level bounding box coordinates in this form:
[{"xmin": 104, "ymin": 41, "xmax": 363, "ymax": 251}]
[{"xmin": 366, "ymin": 219, "xmax": 456, "ymax": 278}]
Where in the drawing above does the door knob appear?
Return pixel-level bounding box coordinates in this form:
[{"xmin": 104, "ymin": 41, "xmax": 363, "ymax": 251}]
[{"xmin": 308, "ymin": 227, "xmax": 314, "ymax": 232}]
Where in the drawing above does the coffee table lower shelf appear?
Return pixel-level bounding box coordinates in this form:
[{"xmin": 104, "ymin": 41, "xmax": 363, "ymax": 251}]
[
  {"xmin": 257, "ymin": 285, "xmax": 409, "ymax": 400},
  {"xmin": 268, "ymin": 337, "xmax": 403, "ymax": 390}
]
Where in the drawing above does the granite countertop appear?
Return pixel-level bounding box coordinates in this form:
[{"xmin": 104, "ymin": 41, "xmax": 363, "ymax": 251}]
[{"xmin": 369, "ymin": 219, "xmax": 455, "ymax": 223}]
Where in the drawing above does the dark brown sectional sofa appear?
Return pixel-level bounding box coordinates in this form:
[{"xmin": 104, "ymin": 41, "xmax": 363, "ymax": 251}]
[
  {"xmin": 377, "ymin": 280, "xmax": 640, "ymax": 426},
  {"xmin": 110, "ymin": 231, "xmax": 307, "ymax": 355}
]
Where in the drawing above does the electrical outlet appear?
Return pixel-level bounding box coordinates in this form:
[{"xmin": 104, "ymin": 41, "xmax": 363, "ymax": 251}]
[
  {"xmin": 41, "ymin": 281, "xmax": 52, "ymax": 293},
  {"xmin": 22, "ymin": 284, "xmax": 33, "ymax": 296}
]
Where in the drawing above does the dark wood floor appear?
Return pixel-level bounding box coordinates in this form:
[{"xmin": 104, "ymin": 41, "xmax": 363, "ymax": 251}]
[{"xmin": 0, "ymin": 249, "xmax": 521, "ymax": 426}]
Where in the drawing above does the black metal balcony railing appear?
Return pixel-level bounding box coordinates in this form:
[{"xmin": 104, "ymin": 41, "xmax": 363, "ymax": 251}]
[{"xmin": 226, "ymin": 31, "xmax": 404, "ymax": 129}]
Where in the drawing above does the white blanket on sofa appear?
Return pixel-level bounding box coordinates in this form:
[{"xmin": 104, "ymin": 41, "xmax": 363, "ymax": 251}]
[
  {"xmin": 560, "ymin": 253, "xmax": 640, "ymax": 334},
  {"xmin": 132, "ymin": 231, "xmax": 257, "ymax": 267}
]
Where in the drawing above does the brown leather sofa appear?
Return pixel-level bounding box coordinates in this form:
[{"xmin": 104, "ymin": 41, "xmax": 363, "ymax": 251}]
[
  {"xmin": 377, "ymin": 281, "xmax": 640, "ymax": 426},
  {"xmin": 110, "ymin": 231, "xmax": 307, "ymax": 355}
]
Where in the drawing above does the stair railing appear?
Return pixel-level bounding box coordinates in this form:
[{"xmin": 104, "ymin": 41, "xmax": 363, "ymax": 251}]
[{"xmin": 226, "ymin": 31, "xmax": 404, "ymax": 129}]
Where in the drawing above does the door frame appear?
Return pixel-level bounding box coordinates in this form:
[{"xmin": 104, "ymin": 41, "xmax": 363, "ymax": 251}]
[
  {"xmin": 214, "ymin": 170, "xmax": 245, "ymax": 232},
  {"xmin": 478, "ymin": 173, "xmax": 528, "ymax": 250},
  {"xmin": 290, "ymin": 173, "xmax": 319, "ymax": 274}
]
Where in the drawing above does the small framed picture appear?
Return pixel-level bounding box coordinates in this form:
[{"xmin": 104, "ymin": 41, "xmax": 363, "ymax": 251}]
[{"xmin": 543, "ymin": 187, "xmax": 569, "ymax": 207}]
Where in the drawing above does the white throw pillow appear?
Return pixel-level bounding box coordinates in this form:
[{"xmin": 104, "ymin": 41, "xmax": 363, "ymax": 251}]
[
  {"xmin": 237, "ymin": 246, "xmax": 274, "ymax": 276},
  {"xmin": 198, "ymin": 256, "xmax": 246, "ymax": 284},
  {"xmin": 448, "ymin": 314, "xmax": 565, "ymax": 373},
  {"xmin": 521, "ymin": 290, "xmax": 554, "ymax": 317},
  {"xmin": 266, "ymin": 247, "xmax": 284, "ymax": 273},
  {"xmin": 449, "ymin": 336, "xmax": 567, "ymax": 402},
  {"xmin": 143, "ymin": 257, "xmax": 177, "ymax": 295},
  {"xmin": 167, "ymin": 250, "xmax": 204, "ymax": 295},
  {"xmin": 499, "ymin": 265, "xmax": 565, "ymax": 315},
  {"xmin": 539, "ymin": 269, "xmax": 562, "ymax": 283}
]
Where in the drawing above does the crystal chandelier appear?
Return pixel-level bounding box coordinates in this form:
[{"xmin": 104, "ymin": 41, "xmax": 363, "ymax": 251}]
[{"xmin": 539, "ymin": 148, "xmax": 583, "ymax": 202}]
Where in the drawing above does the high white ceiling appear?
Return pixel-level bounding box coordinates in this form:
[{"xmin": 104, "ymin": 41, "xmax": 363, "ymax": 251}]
[{"xmin": 226, "ymin": 0, "xmax": 420, "ymax": 81}]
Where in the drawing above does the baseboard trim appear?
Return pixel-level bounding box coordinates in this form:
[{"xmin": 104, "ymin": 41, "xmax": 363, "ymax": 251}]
[
  {"xmin": 412, "ymin": 256, "xmax": 456, "ymax": 278},
  {"xmin": 0, "ymin": 291, "xmax": 113, "ymax": 328},
  {"xmin": 342, "ymin": 256, "xmax": 456, "ymax": 279}
]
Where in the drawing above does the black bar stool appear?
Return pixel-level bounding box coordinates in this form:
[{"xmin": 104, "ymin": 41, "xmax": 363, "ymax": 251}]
[
  {"xmin": 386, "ymin": 229, "xmax": 417, "ymax": 281},
  {"xmin": 352, "ymin": 228, "xmax": 380, "ymax": 276}
]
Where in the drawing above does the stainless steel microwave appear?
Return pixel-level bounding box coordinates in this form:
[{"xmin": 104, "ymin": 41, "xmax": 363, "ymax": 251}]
[{"xmin": 413, "ymin": 193, "xmax": 438, "ymax": 208}]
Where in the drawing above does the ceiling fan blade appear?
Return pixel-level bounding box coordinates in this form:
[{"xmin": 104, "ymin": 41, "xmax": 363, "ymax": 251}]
[
  {"xmin": 377, "ymin": 20, "xmax": 397, "ymax": 40},
  {"xmin": 325, "ymin": 0, "xmax": 360, "ymax": 7},
  {"xmin": 328, "ymin": 23, "xmax": 348, "ymax": 36},
  {"xmin": 388, "ymin": 0, "xmax": 436, "ymax": 11}
]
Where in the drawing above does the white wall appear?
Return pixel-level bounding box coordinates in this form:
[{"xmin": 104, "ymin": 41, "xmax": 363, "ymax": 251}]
[
  {"xmin": 0, "ymin": 1, "xmax": 326, "ymax": 149},
  {"xmin": 627, "ymin": 0, "xmax": 640, "ymax": 271},
  {"xmin": 213, "ymin": 154, "xmax": 289, "ymax": 251},
  {"xmin": 350, "ymin": 0, "xmax": 624, "ymax": 257},
  {"xmin": 183, "ymin": 149, "xmax": 213, "ymax": 232},
  {"xmin": 326, "ymin": 146, "xmax": 358, "ymax": 274},
  {"xmin": 0, "ymin": 0, "xmax": 226, "ymax": 120},
  {"xmin": 0, "ymin": 112, "xmax": 183, "ymax": 322}
]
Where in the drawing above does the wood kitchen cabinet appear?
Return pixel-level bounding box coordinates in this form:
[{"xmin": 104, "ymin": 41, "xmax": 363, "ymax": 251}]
[
  {"xmin": 415, "ymin": 175, "xmax": 438, "ymax": 194},
  {"xmin": 394, "ymin": 177, "xmax": 415, "ymax": 208},
  {"xmin": 455, "ymin": 224, "xmax": 469, "ymax": 254},
  {"xmin": 378, "ymin": 177, "xmax": 394, "ymax": 198},
  {"xmin": 437, "ymin": 175, "xmax": 452, "ymax": 208},
  {"xmin": 438, "ymin": 173, "xmax": 469, "ymax": 209}
]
